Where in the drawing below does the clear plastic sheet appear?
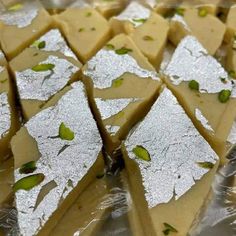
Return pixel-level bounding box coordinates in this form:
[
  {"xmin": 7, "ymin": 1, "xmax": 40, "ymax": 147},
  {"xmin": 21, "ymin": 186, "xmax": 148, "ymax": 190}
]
[{"xmin": 0, "ymin": 0, "xmax": 236, "ymax": 235}]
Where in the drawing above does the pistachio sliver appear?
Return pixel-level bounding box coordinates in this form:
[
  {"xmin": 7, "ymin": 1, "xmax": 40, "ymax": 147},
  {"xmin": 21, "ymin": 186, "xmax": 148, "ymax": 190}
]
[
  {"xmin": 132, "ymin": 18, "xmax": 147, "ymax": 24},
  {"xmin": 162, "ymin": 223, "xmax": 178, "ymax": 235},
  {"xmin": 13, "ymin": 174, "xmax": 45, "ymax": 192},
  {"xmin": 132, "ymin": 145, "xmax": 151, "ymax": 162},
  {"xmin": 8, "ymin": 3, "xmax": 23, "ymax": 11},
  {"xmin": 19, "ymin": 161, "xmax": 37, "ymax": 174},
  {"xmin": 59, "ymin": 122, "xmax": 75, "ymax": 141},
  {"xmin": 32, "ymin": 63, "xmax": 55, "ymax": 72},
  {"xmin": 106, "ymin": 44, "xmax": 115, "ymax": 50},
  {"xmin": 198, "ymin": 8, "xmax": 208, "ymax": 17},
  {"xmin": 218, "ymin": 89, "xmax": 231, "ymax": 103},
  {"xmin": 112, "ymin": 78, "xmax": 124, "ymax": 88},
  {"xmin": 115, "ymin": 47, "xmax": 133, "ymax": 55},
  {"xmin": 197, "ymin": 161, "xmax": 214, "ymax": 169},
  {"xmin": 188, "ymin": 80, "xmax": 199, "ymax": 91}
]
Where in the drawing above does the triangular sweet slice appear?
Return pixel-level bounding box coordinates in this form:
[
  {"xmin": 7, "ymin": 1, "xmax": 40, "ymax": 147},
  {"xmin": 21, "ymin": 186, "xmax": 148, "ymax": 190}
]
[
  {"xmin": 10, "ymin": 47, "xmax": 82, "ymax": 120},
  {"xmin": 30, "ymin": 29, "xmax": 77, "ymax": 60},
  {"xmin": 122, "ymin": 87, "xmax": 219, "ymax": 236},
  {"xmin": 82, "ymin": 34, "xmax": 162, "ymax": 152},
  {"xmin": 169, "ymin": 6, "xmax": 225, "ymax": 55},
  {"xmin": 226, "ymin": 35, "xmax": 236, "ymax": 79},
  {"xmin": 225, "ymin": 4, "xmax": 236, "ymax": 43},
  {"xmin": 11, "ymin": 81, "xmax": 104, "ymax": 236},
  {"xmin": 0, "ymin": 0, "xmax": 53, "ymax": 59},
  {"xmin": 0, "ymin": 66, "xmax": 18, "ymax": 161},
  {"xmin": 54, "ymin": 7, "xmax": 111, "ymax": 63},
  {"xmin": 163, "ymin": 36, "xmax": 236, "ymax": 162}
]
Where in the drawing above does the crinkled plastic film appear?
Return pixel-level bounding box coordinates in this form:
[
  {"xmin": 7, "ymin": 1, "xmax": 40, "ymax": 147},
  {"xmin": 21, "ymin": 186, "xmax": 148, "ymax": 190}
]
[{"xmin": 0, "ymin": 0, "xmax": 236, "ymax": 235}]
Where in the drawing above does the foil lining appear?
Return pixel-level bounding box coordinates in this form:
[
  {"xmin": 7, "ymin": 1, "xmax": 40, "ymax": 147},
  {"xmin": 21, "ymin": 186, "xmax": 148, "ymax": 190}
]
[
  {"xmin": 124, "ymin": 88, "xmax": 218, "ymax": 208},
  {"xmin": 95, "ymin": 98, "xmax": 140, "ymax": 120},
  {"xmin": 171, "ymin": 14, "xmax": 191, "ymax": 31},
  {"xmin": 30, "ymin": 29, "xmax": 77, "ymax": 60},
  {"xmin": 105, "ymin": 125, "xmax": 120, "ymax": 136},
  {"xmin": 0, "ymin": 93, "xmax": 11, "ymax": 138},
  {"xmin": 164, "ymin": 36, "xmax": 232, "ymax": 94},
  {"xmin": 14, "ymin": 82, "xmax": 103, "ymax": 236},
  {"xmin": 0, "ymin": 1, "xmax": 39, "ymax": 28},
  {"xmin": 114, "ymin": 1, "xmax": 150, "ymax": 27},
  {"xmin": 15, "ymin": 55, "xmax": 79, "ymax": 101},
  {"xmin": 195, "ymin": 109, "xmax": 214, "ymax": 133},
  {"xmin": 0, "ymin": 66, "xmax": 4, "ymax": 74},
  {"xmin": 84, "ymin": 49, "xmax": 159, "ymax": 89}
]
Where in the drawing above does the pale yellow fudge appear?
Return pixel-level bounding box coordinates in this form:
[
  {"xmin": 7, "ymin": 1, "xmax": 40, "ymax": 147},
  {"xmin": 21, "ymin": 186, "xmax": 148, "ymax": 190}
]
[
  {"xmin": 54, "ymin": 7, "xmax": 111, "ymax": 63},
  {"xmin": 0, "ymin": 67, "xmax": 18, "ymax": 161},
  {"xmin": 51, "ymin": 177, "xmax": 108, "ymax": 236},
  {"xmin": 225, "ymin": 4, "xmax": 236, "ymax": 43},
  {"xmin": 0, "ymin": 158, "xmax": 14, "ymax": 205},
  {"xmin": 11, "ymin": 81, "xmax": 104, "ymax": 236},
  {"xmin": 10, "ymin": 47, "xmax": 82, "ymax": 120},
  {"xmin": 226, "ymin": 36, "xmax": 236, "ymax": 79},
  {"xmin": 109, "ymin": 1, "xmax": 151, "ymax": 35},
  {"xmin": 91, "ymin": 0, "xmax": 128, "ymax": 19},
  {"xmin": 0, "ymin": 0, "xmax": 53, "ymax": 59},
  {"xmin": 82, "ymin": 34, "xmax": 162, "ymax": 153},
  {"xmin": 130, "ymin": 12, "xmax": 169, "ymax": 68},
  {"xmin": 122, "ymin": 87, "xmax": 219, "ymax": 236},
  {"xmin": 163, "ymin": 36, "xmax": 236, "ymax": 163},
  {"xmin": 169, "ymin": 7, "xmax": 225, "ymax": 55}
]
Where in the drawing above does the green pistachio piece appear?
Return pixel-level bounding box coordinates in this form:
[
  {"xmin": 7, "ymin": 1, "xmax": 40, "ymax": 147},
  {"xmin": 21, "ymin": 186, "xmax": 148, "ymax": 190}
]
[
  {"xmin": 8, "ymin": 3, "xmax": 23, "ymax": 11},
  {"xmin": 162, "ymin": 223, "xmax": 178, "ymax": 235},
  {"xmin": 106, "ymin": 44, "xmax": 115, "ymax": 50},
  {"xmin": 112, "ymin": 78, "xmax": 124, "ymax": 88},
  {"xmin": 175, "ymin": 8, "xmax": 185, "ymax": 16},
  {"xmin": 86, "ymin": 12, "xmax": 92, "ymax": 17},
  {"xmin": 32, "ymin": 63, "xmax": 55, "ymax": 72},
  {"xmin": 197, "ymin": 161, "xmax": 214, "ymax": 169},
  {"xmin": 115, "ymin": 47, "xmax": 133, "ymax": 55},
  {"xmin": 188, "ymin": 80, "xmax": 199, "ymax": 91},
  {"xmin": 132, "ymin": 18, "xmax": 147, "ymax": 24},
  {"xmin": 218, "ymin": 89, "xmax": 231, "ymax": 103},
  {"xmin": 13, "ymin": 174, "xmax": 45, "ymax": 192},
  {"xmin": 132, "ymin": 145, "xmax": 151, "ymax": 162},
  {"xmin": 198, "ymin": 8, "xmax": 208, "ymax": 17},
  {"xmin": 143, "ymin": 35, "xmax": 154, "ymax": 41},
  {"xmin": 19, "ymin": 161, "xmax": 37, "ymax": 174},
  {"xmin": 59, "ymin": 122, "xmax": 75, "ymax": 141}
]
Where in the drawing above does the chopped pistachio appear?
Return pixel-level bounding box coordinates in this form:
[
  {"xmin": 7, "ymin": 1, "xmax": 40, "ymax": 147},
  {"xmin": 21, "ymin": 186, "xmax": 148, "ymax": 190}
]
[
  {"xmin": 112, "ymin": 78, "xmax": 124, "ymax": 88},
  {"xmin": 229, "ymin": 70, "xmax": 236, "ymax": 79},
  {"xmin": 198, "ymin": 8, "xmax": 208, "ymax": 17},
  {"xmin": 8, "ymin": 3, "xmax": 23, "ymax": 11},
  {"xmin": 175, "ymin": 8, "xmax": 185, "ymax": 16},
  {"xmin": 115, "ymin": 47, "xmax": 133, "ymax": 55},
  {"xmin": 59, "ymin": 122, "xmax": 75, "ymax": 141},
  {"xmin": 86, "ymin": 12, "xmax": 92, "ymax": 17},
  {"xmin": 13, "ymin": 174, "xmax": 45, "ymax": 192},
  {"xmin": 78, "ymin": 28, "xmax": 85, "ymax": 32},
  {"xmin": 19, "ymin": 161, "xmax": 37, "ymax": 174},
  {"xmin": 96, "ymin": 172, "xmax": 105, "ymax": 179},
  {"xmin": 106, "ymin": 44, "xmax": 115, "ymax": 50},
  {"xmin": 142, "ymin": 35, "xmax": 154, "ymax": 41},
  {"xmin": 32, "ymin": 63, "xmax": 55, "ymax": 72},
  {"xmin": 132, "ymin": 18, "xmax": 147, "ymax": 24},
  {"xmin": 197, "ymin": 161, "xmax": 214, "ymax": 169},
  {"xmin": 218, "ymin": 89, "xmax": 231, "ymax": 103},
  {"xmin": 0, "ymin": 79, "xmax": 7, "ymax": 84},
  {"xmin": 132, "ymin": 145, "xmax": 151, "ymax": 162},
  {"xmin": 91, "ymin": 27, "xmax": 96, "ymax": 31},
  {"xmin": 38, "ymin": 41, "xmax": 46, "ymax": 49},
  {"xmin": 188, "ymin": 80, "xmax": 199, "ymax": 91},
  {"xmin": 162, "ymin": 223, "xmax": 178, "ymax": 235},
  {"xmin": 220, "ymin": 77, "xmax": 227, "ymax": 83}
]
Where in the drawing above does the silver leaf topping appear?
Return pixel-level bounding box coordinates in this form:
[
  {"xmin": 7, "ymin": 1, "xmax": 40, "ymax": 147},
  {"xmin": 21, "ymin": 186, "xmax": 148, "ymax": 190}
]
[
  {"xmin": 15, "ymin": 55, "xmax": 79, "ymax": 101},
  {"xmin": 14, "ymin": 82, "xmax": 103, "ymax": 236},
  {"xmin": 30, "ymin": 29, "xmax": 77, "ymax": 59},
  {"xmin": 125, "ymin": 88, "xmax": 218, "ymax": 208},
  {"xmin": 0, "ymin": 93, "xmax": 11, "ymax": 138},
  {"xmin": 95, "ymin": 98, "xmax": 140, "ymax": 120},
  {"xmin": 114, "ymin": 2, "xmax": 150, "ymax": 27},
  {"xmin": 227, "ymin": 120, "xmax": 236, "ymax": 144},
  {"xmin": 84, "ymin": 49, "xmax": 159, "ymax": 89},
  {"xmin": 171, "ymin": 14, "xmax": 191, "ymax": 31},
  {"xmin": 164, "ymin": 36, "xmax": 231, "ymax": 93},
  {"xmin": 105, "ymin": 125, "xmax": 120, "ymax": 136},
  {"xmin": 0, "ymin": 2, "xmax": 39, "ymax": 28},
  {"xmin": 0, "ymin": 66, "xmax": 4, "ymax": 74},
  {"xmin": 195, "ymin": 109, "xmax": 214, "ymax": 132}
]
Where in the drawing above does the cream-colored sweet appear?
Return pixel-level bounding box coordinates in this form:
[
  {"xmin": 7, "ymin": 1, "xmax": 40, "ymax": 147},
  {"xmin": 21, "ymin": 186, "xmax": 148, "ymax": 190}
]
[
  {"xmin": 122, "ymin": 87, "xmax": 219, "ymax": 236},
  {"xmin": 109, "ymin": 2, "xmax": 151, "ymax": 35},
  {"xmin": 0, "ymin": 0, "xmax": 53, "ymax": 59},
  {"xmin": 169, "ymin": 7, "xmax": 225, "ymax": 55},
  {"xmin": 163, "ymin": 36, "xmax": 236, "ymax": 163},
  {"xmin": 92, "ymin": 0, "xmax": 127, "ymax": 19},
  {"xmin": 10, "ymin": 47, "xmax": 82, "ymax": 120},
  {"xmin": 0, "ymin": 67, "xmax": 18, "ymax": 161},
  {"xmin": 225, "ymin": 4, "xmax": 236, "ymax": 43},
  {"xmin": 130, "ymin": 12, "xmax": 169, "ymax": 68},
  {"xmin": 51, "ymin": 177, "xmax": 108, "ymax": 236},
  {"xmin": 54, "ymin": 7, "xmax": 111, "ymax": 63},
  {"xmin": 11, "ymin": 81, "xmax": 104, "ymax": 236},
  {"xmin": 83, "ymin": 34, "xmax": 162, "ymax": 153},
  {"xmin": 226, "ymin": 36, "xmax": 236, "ymax": 79},
  {"xmin": 0, "ymin": 158, "xmax": 14, "ymax": 205}
]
